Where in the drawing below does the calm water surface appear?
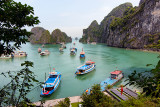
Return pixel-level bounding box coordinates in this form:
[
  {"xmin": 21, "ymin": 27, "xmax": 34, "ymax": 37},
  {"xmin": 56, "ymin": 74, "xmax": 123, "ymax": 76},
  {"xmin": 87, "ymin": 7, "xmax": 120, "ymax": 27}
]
[{"xmin": 0, "ymin": 40, "xmax": 159, "ymax": 102}]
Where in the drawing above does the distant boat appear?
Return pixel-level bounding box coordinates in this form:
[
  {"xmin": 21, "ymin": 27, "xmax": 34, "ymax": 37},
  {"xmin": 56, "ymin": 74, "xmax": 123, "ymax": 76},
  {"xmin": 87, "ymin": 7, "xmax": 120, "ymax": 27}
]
[
  {"xmin": 91, "ymin": 42, "xmax": 96, "ymax": 45},
  {"xmin": 75, "ymin": 60, "xmax": 96, "ymax": 75},
  {"xmin": 0, "ymin": 54, "xmax": 12, "ymax": 59},
  {"xmin": 42, "ymin": 44, "xmax": 45, "ymax": 47},
  {"xmin": 38, "ymin": 48, "xmax": 42, "ymax": 53},
  {"xmin": 86, "ymin": 70, "xmax": 124, "ymax": 94},
  {"xmin": 80, "ymin": 48, "xmax": 85, "ymax": 58},
  {"xmin": 70, "ymin": 47, "xmax": 77, "ymax": 55},
  {"xmin": 40, "ymin": 70, "xmax": 61, "ymax": 97},
  {"xmin": 61, "ymin": 43, "xmax": 66, "ymax": 49},
  {"xmin": 40, "ymin": 50, "xmax": 50, "ymax": 56},
  {"xmin": 13, "ymin": 51, "xmax": 27, "ymax": 57},
  {"xmin": 59, "ymin": 48, "xmax": 64, "ymax": 52}
]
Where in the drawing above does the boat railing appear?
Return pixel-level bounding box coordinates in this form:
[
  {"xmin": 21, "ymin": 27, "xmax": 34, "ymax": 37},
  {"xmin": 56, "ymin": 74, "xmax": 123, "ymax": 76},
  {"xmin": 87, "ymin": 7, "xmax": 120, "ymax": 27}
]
[{"xmin": 77, "ymin": 64, "xmax": 85, "ymax": 69}]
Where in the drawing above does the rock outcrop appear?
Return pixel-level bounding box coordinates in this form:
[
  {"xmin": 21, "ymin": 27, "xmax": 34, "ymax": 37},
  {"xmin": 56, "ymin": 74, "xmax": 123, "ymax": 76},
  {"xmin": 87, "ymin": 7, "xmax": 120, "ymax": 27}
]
[
  {"xmin": 80, "ymin": 0, "xmax": 160, "ymax": 51},
  {"xmin": 29, "ymin": 27, "xmax": 72, "ymax": 44}
]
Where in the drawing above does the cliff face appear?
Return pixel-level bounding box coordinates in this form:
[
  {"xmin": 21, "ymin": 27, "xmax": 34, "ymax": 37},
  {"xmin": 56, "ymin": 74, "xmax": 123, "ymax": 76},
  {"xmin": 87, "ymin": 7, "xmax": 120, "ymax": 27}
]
[
  {"xmin": 80, "ymin": 3, "xmax": 133, "ymax": 43},
  {"xmin": 80, "ymin": 0, "xmax": 160, "ymax": 51},
  {"xmin": 108, "ymin": 0, "xmax": 160, "ymax": 50},
  {"xmin": 29, "ymin": 27, "xmax": 72, "ymax": 44}
]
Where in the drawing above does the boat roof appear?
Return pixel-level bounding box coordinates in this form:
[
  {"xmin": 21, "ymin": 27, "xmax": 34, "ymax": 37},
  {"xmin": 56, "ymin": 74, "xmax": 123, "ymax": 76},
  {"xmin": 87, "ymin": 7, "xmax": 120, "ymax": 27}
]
[
  {"xmin": 110, "ymin": 70, "xmax": 122, "ymax": 75},
  {"xmin": 49, "ymin": 71, "xmax": 61, "ymax": 75},
  {"xmin": 77, "ymin": 65, "xmax": 89, "ymax": 70},
  {"xmin": 86, "ymin": 61, "xmax": 95, "ymax": 64},
  {"xmin": 80, "ymin": 51, "xmax": 85, "ymax": 54}
]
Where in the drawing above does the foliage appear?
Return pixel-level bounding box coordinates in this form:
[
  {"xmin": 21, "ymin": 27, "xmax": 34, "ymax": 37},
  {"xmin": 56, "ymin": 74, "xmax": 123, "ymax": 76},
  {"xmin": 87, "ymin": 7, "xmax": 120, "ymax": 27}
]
[
  {"xmin": 81, "ymin": 84, "xmax": 117, "ymax": 107},
  {"xmin": 0, "ymin": 61, "xmax": 41, "ymax": 106},
  {"xmin": 0, "ymin": 0, "xmax": 40, "ymax": 55},
  {"xmin": 71, "ymin": 102, "xmax": 81, "ymax": 107},
  {"xmin": 120, "ymin": 96, "xmax": 160, "ymax": 107},
  {"xmin": 105, "ymin": 84, "xmax": 112, "ymax": 90},
  {"xmin": 55, "ymin": 97, "xmax": 70, "ymax": 107},
  {"xmin": 126, "ymin": 60, "xmax": 160, "ymax": 98}
]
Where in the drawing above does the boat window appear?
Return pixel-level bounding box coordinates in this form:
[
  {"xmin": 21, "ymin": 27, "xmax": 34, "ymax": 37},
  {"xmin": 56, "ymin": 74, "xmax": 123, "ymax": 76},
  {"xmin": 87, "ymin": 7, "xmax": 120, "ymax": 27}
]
[
  {"xmin": 45, "ymin": 87, "xmax": 54, "ymax": 91},
  {"xmin": 79, "ymin": 70, "xmax": 84, "ymax": 72},
  {"xmin": 49, "ymin": 75, "xmax": 58, "ymax": 78},
  {"xmin": 111, "ymin": 74, "xmax": 117, "ymax": 79}
]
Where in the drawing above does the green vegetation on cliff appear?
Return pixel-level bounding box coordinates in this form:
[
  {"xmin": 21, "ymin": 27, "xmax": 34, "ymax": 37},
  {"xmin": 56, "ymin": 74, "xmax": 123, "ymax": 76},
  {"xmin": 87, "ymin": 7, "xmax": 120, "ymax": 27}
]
[
  {"xmin": 79, "ymin": 3, "xmax": 133, "ymax": 43},
  {"xmin": 29, "ymin": 27, "xmax": 72, "ymax": 44}
]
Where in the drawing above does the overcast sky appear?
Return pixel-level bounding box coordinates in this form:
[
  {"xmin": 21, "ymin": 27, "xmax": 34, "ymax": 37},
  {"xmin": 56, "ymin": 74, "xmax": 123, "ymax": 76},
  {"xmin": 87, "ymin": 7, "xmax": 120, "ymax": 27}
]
[{"xmin": 14, "ymin": 0, "xmax": 140, "ymax": 38}]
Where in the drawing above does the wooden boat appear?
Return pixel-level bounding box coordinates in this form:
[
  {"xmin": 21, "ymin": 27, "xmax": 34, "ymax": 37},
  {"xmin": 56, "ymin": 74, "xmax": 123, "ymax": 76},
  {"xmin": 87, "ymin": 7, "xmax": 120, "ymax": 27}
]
[
  {"xmin": 80, "ymin": 48, "xmax": 85, "ymax": 58},
  {"xmin": 100, "ymin": 70, "xmax": 124, "ymax": 91},
  {"xmin": 70, "ymin": 48, "xmax": 77, "ymax": 55},
  {"xmin": 0, "ymin": 54, "xmax": 12, "ymax": 59},
  {"xmin": 86, "ymin": 70, "xmax": 124, "ymax": 94},
  {"xmin": 75, "ymin": 60, "xmax": 96, "ymax": 75},
  {"xmin": 61, "ymin": 44, "xmax": 66, "ymax": 49},
  {"xmin": 13, "ymin": 51, "xmax": 27, "ymax": 57},
  {"xmin": 40, "ymin": 70, "xmax": 61, "ymax": 96},
  {"xmin": 40, "ymin": 50, "xmax": 50, "ymax": 56},
  {"xmin": 38, "ymin": 48, "xmax": 42, "ymax": 53},
  {"xmin": 59, "ymin": 48, "xmax": 64, "ymax": 52}
]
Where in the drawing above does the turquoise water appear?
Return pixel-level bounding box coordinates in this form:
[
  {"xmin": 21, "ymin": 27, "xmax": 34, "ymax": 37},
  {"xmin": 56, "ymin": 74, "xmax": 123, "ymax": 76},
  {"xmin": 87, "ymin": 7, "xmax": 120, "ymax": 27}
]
[{"xmin": 0, "ymin": 40, "xmax": 159, "ymax": 102}]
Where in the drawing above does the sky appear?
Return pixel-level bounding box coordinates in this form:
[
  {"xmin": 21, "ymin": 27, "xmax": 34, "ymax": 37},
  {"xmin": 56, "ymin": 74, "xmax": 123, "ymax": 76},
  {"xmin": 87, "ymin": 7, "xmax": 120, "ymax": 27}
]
[{"xmin": 14, "ymin": 0, "xmax": 140, "ymax": 38}]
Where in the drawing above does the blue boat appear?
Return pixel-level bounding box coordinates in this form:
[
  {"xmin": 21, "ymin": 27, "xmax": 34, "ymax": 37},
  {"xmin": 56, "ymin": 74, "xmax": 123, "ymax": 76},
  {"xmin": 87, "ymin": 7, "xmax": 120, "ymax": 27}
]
[
  {"xmin": 80, "ymin": 48, "xmax": 85, "ymax": 58},
  {"xmin": 75, "ymin": 60, "xmax": 96, "ymax": 75},
  {"xmin": 40, "ymin": 71, "xmax": 61, "ymax": 97},
  {"xmin": 86, "ymin": 70, "xmax": 124, "ymax": 94},
  {"xmin": 70, "ymin": 47, "xmax": 77, "ymax": 55}
]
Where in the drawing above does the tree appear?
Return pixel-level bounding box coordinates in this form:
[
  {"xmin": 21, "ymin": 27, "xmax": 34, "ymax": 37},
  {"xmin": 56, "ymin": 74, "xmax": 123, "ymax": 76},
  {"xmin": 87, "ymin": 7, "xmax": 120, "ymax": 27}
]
[
  {"xmin": 0, "ymin": 0, "xmax": 40, "ymax": 55},
  {"xmin": 0, "ymin": 0, "xmax": 40, "ymax": 106},
  {"xmin": 55, "ymin": 97, "xmax": 70, "ymax": 107},
  {"xmin": 81, "ymin": 84, "xmax": 117, "ymax": 107},
  {"xmin": 0, "ymin": 61, "xmax": 41, "ymax": 106},
  {"xmin": 126, "ymin": 60, "xmax": 160, "ymax": 97}
]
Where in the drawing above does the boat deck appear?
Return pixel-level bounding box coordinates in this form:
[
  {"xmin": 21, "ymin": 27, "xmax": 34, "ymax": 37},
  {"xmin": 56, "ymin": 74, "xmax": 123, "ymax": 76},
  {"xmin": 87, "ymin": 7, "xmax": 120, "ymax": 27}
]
[
  {"xmin": 100, "ymin": 78, "xmax": 117, "ymax": 91},
  {"xmin": 45, "ymin": 78, "xmax": 56, "ymax": 84},
  {"xmin": 78, "ymin": 65, "xmax": 90, "ymax": 70}
]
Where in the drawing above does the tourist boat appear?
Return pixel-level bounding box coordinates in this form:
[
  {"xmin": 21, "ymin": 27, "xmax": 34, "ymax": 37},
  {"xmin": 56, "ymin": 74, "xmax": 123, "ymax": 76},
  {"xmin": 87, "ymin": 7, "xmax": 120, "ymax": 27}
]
[
  {"xmin": 0, "ymin": 54, "xmax": 12, "ymax": 59},
  {"xmin": 40, "ymin": 50, "xmax": 50, "ymax": 56},
  {"xmin": 38, "ymin": 48, "xmax": 42, "ymax": 53},
  {"xmin": 75, "ymin": 60, "xmax": 96, "ymax": 75},
  {"xmin": 13, "ymin": 51, "xmax": 27, "ymax": 57},
  {"xmin": 86, "ymin": 70, "xmax": 124, "ymax": 94},
  {"xmin": 70, "ymin": 48, "xmax": 77, "ymax": 55},
  {"xmin": 61, "ymin": 43, "xmax": 66, "ymax": 49},
  {"xmin": 91, "ymin": 42, "xmax": 96, "ymax": 45},
  {"xmin": 40, "ymin": 70, "xmax": 61, "ymax": 96},
  {"xmin": 59, "ymin": 48, "xmax": 64, "ymax": 52},
  {"xmin": 42, "ymin": 44, "xmax": 45, "ymax": 47},
  {"xmin": 80, "ymin": 48, "xmax": 85, "ymax": 58},
  {"xmin": 100, "ymin": 70, "xmax": 124, "ymax": 91}
]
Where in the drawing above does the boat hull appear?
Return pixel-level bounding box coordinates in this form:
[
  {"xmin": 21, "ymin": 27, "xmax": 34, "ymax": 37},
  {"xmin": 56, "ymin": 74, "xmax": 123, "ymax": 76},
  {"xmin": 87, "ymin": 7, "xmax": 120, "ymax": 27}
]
[
  {"xmin": 40, "ymin": 74, "xmax": 61, "ymax": 97},
  {"xmin": 75, "ymin": 64, "xmax": 96, "ymax": 75}
]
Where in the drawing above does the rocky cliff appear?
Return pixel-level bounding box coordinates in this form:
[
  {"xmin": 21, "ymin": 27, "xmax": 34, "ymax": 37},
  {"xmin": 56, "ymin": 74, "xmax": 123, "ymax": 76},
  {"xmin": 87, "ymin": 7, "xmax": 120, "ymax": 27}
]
[
  {"xmin": 80, "ymin": 0, "xmax": 160, "ymax": 51},
  {"xmin": 29, "ymin": 27, "xmax": 72, "ymax": 44}
]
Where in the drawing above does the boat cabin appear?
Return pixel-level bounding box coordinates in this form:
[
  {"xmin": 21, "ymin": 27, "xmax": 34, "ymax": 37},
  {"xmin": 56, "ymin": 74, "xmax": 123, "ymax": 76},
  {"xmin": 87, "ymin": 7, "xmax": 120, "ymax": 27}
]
[
  {"xmin": 85, "ymin": 61, "xmax": 95, "ymax": 65},
  {"xmin": 110, "ymin": 70, "xmax": 123, "ymax": 79}
]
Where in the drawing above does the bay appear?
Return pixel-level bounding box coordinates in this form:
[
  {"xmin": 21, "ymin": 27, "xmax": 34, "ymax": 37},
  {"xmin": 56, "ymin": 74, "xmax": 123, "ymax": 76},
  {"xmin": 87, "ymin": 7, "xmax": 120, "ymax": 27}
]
[{"xmin": 0, "ymin": 40, "xmax": 159, "ymax": 102}]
